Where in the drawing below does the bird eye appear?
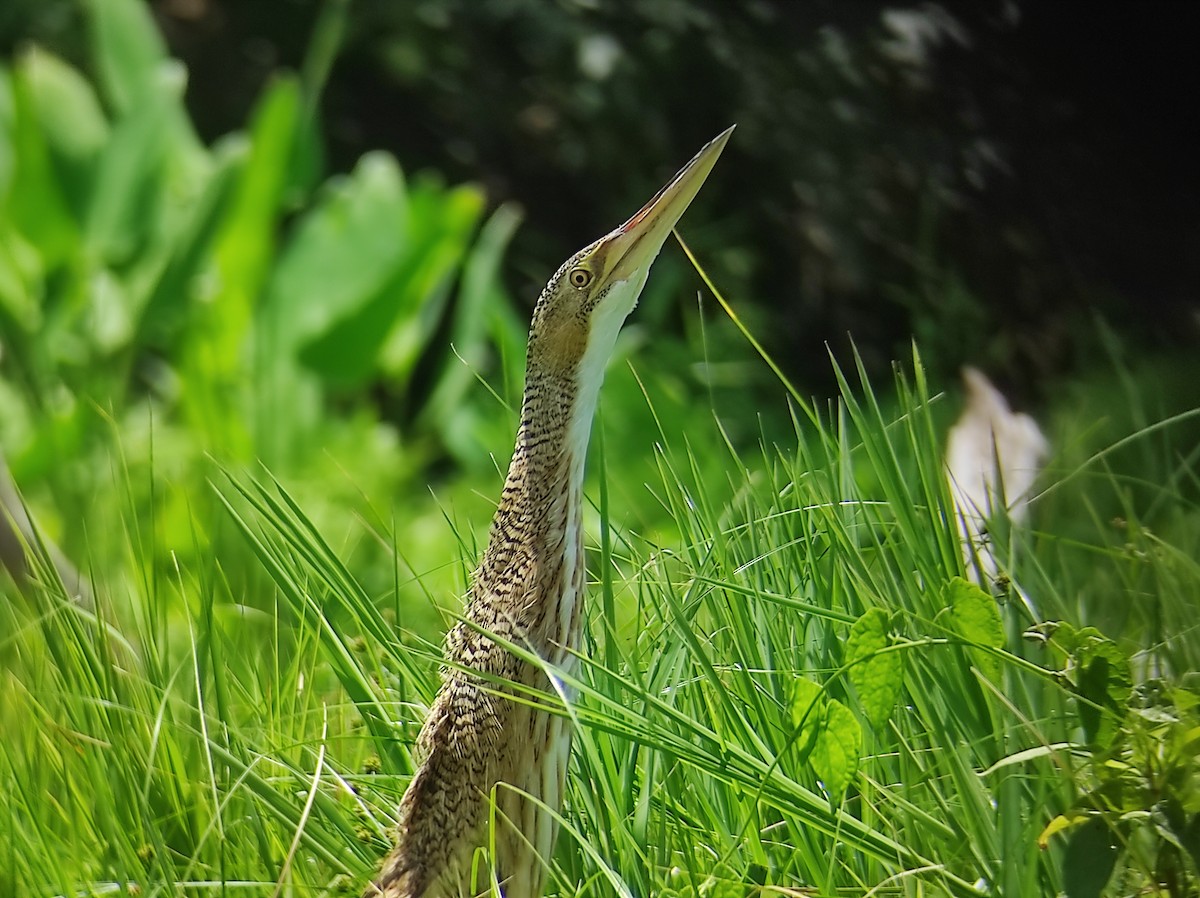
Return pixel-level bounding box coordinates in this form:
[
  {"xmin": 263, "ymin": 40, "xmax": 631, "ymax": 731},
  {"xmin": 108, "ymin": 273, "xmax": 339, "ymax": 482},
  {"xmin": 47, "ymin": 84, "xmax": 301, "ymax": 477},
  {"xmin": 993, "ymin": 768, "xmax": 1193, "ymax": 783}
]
[{"xmin": 568, "ymin": 267, "xmax": 593, "ymax": 289}]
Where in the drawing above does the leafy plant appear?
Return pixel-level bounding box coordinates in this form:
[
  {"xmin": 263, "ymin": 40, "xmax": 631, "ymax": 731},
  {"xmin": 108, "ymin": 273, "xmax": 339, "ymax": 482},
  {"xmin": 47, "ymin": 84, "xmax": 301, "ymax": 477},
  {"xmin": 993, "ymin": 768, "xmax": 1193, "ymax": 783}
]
[
  {"xmin": 1034, "ymin": 622, "xmax": 1200, "ymax": 898},
  {"xmin": 0, "ymin": 0, "xmax": 526, "ymax": 603}
]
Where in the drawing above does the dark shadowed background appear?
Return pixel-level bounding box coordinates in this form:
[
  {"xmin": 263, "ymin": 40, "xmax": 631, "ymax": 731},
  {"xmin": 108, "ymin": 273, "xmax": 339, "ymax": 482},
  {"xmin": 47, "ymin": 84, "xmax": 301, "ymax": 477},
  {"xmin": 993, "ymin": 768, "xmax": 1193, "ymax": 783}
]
[{"xmin": 4, "ymin": 0, "xmax": 1197, "ymax": 402}]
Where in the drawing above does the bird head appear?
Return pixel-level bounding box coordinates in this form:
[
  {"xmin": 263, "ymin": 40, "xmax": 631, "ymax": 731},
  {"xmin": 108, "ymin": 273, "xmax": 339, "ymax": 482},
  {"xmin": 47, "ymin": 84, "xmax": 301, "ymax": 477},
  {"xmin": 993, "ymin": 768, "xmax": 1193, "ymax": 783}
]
[{"xmin": 528, "ymin": 126, "xmax": 734, "ymax": 379}]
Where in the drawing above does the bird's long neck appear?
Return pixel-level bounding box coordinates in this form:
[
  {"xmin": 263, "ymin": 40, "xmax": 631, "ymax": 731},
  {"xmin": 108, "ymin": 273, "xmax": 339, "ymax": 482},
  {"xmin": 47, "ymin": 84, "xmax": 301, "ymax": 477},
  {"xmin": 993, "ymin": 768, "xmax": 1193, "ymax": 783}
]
[
  {"xmin": 506, "ymin": 366, "xmax": 588, "ymax": 533},
  {"xmin": 475, "ymin": 298, "xmax": 629, "ymax": 658},
  {"xmin": 500, "ymin": 287, "xmax": 632, "ymax": 540}
]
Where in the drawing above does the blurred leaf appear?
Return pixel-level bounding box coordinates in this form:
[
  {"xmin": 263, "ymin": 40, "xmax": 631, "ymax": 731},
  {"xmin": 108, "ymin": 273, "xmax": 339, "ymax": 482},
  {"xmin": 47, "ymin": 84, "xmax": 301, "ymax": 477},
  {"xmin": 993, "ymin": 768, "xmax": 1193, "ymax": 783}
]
[
  {"xmin": 1184, "ymin": 812, "xmax": 1200, "ymax": 876},
  {"xmin": 0, "ymin": 65, "xmax": 12, "ymax": 190},
  {"xmin": 10, "ymin": 393, "xmax": 87, "ymax": 481},
  {"xmin": 85, "ymin": 0, "xmax": 169, "ymax": 115},
  {"xmin": 1049, "ymin": 623, "xmax": 1095, "ymax": 657},
  {"xmin": 422, "ymin": 202, "xmax": 522, "ymax": 462},
  {"xmin": 136, "ymin": 141, "xmax": 244, "ymax": 349},
  {"xmin": 811, "ymin": 698, "xmax": 862, "ymax": 802},
  {"xmin": 289, "ymin": 0, "xmax": 349, "ymax": 196},
  {"xmin": 1063, "ymin": 817, "xmax": 1118, "ymax": 898},
  {"xmin": 292, "ymin": 278, "xmax": 413, "ymax": 389},
  {"xmin": 703, "ymin": 879, "xmax": 745, "ymax": 898},
  {"xmin": 184, "ymin": 77, "xmax": 302, "ymax": 455},
  {"xmin": 1037, "ymin": 811, "xmax": 1091, "ymax": 850},
  {"xmin": 945, "ymin": 576, "xmax": 1004, "ymax": 683},
  {"xmin": 87, "ymin": 268, "xmax": 132, "ymax": 353},
  {"xmin": 846, "ymin": 606, "xmax": 902, "ymax": 731},
  {"xmin": 17, "ymin": 48, "xmax": 109, "ymax": 216},
  {"xmin": 1151, "ymin": 799, "xmax": 1191, "ymax": 856},
  {"xmin": 83, "ymin": 83, "xmax": 174, "ymax": 265},
  {"xmin": 1173, "ymin": 686, "xmax": 1200, "ymax": 715},
  {"xmin": 375, "ymin": 180, "xmax": 484, "ymax": 379},
  {"xmin": 255, "ymin": 150, "xmax": 408, "ymax": 457},
  {"xmin": 0, "ymin": 225, "xmax": 41, "ymax": 332},
  {"xmin": 212, "ymin": 77, "xmax": 301, "ymax": 303},
  {"xmin": 6, "ymin": 65, "xmax": 78, "ymax": 268}
]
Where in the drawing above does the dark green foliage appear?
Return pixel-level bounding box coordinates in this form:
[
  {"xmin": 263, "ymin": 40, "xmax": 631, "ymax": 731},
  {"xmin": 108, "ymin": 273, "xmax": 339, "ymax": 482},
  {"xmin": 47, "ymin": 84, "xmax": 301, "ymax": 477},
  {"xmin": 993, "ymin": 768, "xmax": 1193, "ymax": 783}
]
[
  {"xmin": 1064, "ymin": 817, "xmax": 1119, "ymax": 898},
  {"xmin": 13, "ymin": 1, "xmax": 1196, "ymax": 395},
  {"xmin": 1037, "ymin": 626, "xmax": 1200, "ymax": 897}
]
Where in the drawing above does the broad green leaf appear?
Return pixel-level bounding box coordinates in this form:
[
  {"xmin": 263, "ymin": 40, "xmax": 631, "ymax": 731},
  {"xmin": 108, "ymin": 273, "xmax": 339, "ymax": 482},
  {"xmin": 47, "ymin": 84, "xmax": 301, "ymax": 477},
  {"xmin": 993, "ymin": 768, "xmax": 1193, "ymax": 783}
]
[
  {"xmin": 1043, "ymin": 620, "xmax": 1080, "ymax": 655},
  {"xmin": 212, "ymin": 77, "xmax": 302, "ymax": 308},
  {"xmin": 846, "ymin": 606, "xmax": 902, "ymax": 730},
  {"xmin": 285, "ymin": 0, "xmax": 350, "ymax": 198},
  {"xmin": 262, "ymin": 151, "xmax": 408, "ymax": 351},
  {"xmin": 1060, "ymin": 624, "xmax": 1104, "ymax": 655},
  {"xmin": 136, "ymin": 141, "xmax": 244, "ymax": 348},
  {"xmin": 85, "ymin": 0, "xmax": 170, "ymax": 114},
  {"xmin": 298, "ymin": 180, "xmax": 484, "ymax": 387},
  {"xmin": 422, "ymin": 202, "xmax": 522, "ymax": 463},
  {"xmin": 184, "ymin": 77, "xmax": 301, "ymax": 455},
  {"xmin": 945, "ymin": 576, "xmax": 1004, "ymax": 683},
  {"xmin": 295, "ymin": 264, "xmax": 422, "ymax": 388},
  {"xmin": 811, "ymin": 698, "xmax": 862, "ymax": 802},
  {"xmin": 1025, "ymin": 619, "xmax": 1071, "ymax": 661},
  {"xmin": 0, "ymin": 225, "xmax": 41, "ymax": 331},
  {"xmin": 1076, "ymin": 636, "xmax": 1131, "ymax": 748},
  {"xmin": 1063, "ymin": 817, "xmax": 1118, "ymax": 898},
  {"xmin": 11, "ymin": 394, "xmax": 88, "ymax": 482},
  {"xmin": 0, "ymin": 63, "xmax": 12, "ymax": 157},
  {"xmin": 256, "ymin": 151, "xmax": 408, "ymax": 456},
  {"xmin": 790, "ymin": 677, "xmax": 823, "ymax": 730},
  {"xmin": 375, "ymin": 181, "xmax": 485, "ymax": 379},
  {"xmin": 445, "ymin": 202, "xmax": 522, "ymax": 367},
  {"xmin": 87, "ymin": 269, "xmax": 132, "ymax": 352}
]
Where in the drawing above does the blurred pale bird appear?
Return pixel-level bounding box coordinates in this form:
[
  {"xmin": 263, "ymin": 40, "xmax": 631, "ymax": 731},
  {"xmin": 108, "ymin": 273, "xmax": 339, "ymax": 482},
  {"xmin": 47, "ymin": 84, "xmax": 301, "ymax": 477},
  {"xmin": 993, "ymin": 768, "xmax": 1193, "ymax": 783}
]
[{"xmin": 945, "ymin": 366, "xmax": 1048, "ymax": 597}]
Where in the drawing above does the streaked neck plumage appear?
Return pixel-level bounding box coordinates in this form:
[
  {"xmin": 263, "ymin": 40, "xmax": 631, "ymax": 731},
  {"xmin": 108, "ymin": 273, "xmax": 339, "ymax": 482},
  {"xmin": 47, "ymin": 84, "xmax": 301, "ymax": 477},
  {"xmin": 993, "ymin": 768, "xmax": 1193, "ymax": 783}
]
[{"xmin": 480, "ymin": 268, "xmax": 648, "ymax": 656}]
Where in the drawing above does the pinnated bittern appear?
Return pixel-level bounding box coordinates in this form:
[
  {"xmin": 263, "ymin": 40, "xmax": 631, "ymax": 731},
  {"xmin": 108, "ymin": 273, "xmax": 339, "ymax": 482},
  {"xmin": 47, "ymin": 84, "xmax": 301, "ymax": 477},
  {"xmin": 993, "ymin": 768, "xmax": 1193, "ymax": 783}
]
[{"xmin": 367, "ymin": 127, "xmax": 732, "ymax": 898}]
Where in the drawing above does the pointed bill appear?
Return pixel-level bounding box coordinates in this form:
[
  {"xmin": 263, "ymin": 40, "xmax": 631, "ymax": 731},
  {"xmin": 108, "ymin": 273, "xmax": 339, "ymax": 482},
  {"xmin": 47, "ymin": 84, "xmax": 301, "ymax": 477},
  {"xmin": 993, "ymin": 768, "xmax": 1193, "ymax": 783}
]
[{"xmin": 606, "ymin": 125, "xmax": 734, "ymax": 282}]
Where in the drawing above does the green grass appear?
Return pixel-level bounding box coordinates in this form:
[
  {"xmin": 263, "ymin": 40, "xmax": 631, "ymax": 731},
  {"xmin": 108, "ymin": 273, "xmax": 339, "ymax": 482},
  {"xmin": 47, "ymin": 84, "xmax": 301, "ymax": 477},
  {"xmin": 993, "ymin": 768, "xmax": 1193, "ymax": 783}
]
[{"xmin": 4, "ymin": 325, "xmax": 1199, "ymax": 897}]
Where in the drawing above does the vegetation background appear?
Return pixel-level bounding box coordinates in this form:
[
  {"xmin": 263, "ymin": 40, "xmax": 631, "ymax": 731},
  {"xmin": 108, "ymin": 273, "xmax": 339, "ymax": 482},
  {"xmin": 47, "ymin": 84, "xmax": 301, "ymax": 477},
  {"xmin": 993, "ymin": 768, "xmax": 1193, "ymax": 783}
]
[{"xmin": 1, "ymin": 2, "xmax": 1198, "ymax": 897}]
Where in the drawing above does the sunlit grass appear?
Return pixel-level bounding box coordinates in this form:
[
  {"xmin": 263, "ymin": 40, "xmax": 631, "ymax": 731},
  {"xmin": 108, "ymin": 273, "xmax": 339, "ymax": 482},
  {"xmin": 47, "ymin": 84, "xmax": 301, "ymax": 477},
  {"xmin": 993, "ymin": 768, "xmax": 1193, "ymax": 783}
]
[{"xmin": 4, "ymin": 329, "xmax": 1198, "ymax": 896}]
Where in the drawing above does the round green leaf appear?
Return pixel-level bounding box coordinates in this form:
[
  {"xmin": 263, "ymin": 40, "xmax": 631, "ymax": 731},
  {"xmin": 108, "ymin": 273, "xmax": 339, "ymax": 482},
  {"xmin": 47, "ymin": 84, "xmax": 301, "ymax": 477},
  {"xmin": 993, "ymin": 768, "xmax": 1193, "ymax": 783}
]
[
  {"xmin": 945, "ymin": 576, "xmax": 1005, "ymax": 682},
  {"xmin": 846, "ymin": 606, "xmax": 903, "ymax": 730},
  {"xmin": 811, "ymin": 698, "xmax": 862, "ymax": 802}
]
